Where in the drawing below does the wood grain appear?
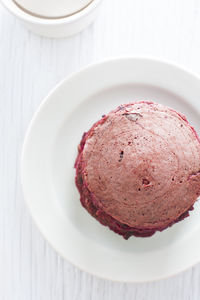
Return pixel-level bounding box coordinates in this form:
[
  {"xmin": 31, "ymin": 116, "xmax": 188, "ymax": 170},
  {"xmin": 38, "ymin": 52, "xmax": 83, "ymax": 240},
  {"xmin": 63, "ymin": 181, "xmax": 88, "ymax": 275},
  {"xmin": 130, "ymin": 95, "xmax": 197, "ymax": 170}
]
[{"xmin": 1, "ymin": 0, "xmax": 200, "ymax": 299}]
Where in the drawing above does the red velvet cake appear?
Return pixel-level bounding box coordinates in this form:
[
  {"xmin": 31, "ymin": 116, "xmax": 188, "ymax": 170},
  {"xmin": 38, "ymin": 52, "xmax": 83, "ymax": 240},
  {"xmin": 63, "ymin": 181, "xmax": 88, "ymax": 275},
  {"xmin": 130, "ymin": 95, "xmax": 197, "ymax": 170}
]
[{"xmin": 75, "ymin": 102, "xmax": 200, "ymax": 239}]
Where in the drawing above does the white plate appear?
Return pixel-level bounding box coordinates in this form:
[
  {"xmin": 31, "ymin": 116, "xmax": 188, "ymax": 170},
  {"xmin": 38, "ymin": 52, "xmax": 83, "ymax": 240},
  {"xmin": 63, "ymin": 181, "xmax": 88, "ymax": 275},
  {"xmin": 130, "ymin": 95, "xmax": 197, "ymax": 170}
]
[{"xmin": 21, "ymin": 58, "xmax": 200, "ymax": 282}]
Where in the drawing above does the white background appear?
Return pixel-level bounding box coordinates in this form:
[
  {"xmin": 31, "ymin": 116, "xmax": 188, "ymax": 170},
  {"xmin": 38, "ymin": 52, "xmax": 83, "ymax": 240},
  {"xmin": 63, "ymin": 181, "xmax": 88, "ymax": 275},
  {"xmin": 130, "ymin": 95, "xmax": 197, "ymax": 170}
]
[{"xmin": 1, "ymin": 0, "xmax": 200, "ymax": 299}]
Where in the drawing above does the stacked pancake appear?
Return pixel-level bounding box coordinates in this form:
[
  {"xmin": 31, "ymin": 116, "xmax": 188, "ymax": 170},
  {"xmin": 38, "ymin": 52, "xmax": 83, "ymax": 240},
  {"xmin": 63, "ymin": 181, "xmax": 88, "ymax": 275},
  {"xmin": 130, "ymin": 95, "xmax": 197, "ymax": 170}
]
[{"xmin": 75, "ymin": 102, "xmax": 200, "ymax": 239}]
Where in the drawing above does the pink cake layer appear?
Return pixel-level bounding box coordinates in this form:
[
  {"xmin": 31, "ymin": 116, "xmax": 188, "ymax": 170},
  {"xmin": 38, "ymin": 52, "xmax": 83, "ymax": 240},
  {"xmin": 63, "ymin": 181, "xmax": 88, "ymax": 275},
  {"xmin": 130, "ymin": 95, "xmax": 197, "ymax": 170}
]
[{"xmin": 75, "ymin": 102, "xmax": 200, "ymax": 239}]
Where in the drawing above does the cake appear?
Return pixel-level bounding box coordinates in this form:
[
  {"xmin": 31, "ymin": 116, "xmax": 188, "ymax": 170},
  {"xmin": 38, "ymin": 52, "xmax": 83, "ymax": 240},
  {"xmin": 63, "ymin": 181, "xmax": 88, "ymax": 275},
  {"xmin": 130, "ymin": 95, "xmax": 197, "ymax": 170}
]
[{"xmin": 75, "ymin": 102, "xmax": 200, "ymax": 239}]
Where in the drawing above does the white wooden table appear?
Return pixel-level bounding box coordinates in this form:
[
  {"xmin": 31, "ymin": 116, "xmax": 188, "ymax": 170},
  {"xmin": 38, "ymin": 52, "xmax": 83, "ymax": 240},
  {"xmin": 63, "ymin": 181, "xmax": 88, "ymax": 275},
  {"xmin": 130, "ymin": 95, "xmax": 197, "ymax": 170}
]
[{"xmin": 1, "ymin": 0, "xmax": 200, "ymax": 299}]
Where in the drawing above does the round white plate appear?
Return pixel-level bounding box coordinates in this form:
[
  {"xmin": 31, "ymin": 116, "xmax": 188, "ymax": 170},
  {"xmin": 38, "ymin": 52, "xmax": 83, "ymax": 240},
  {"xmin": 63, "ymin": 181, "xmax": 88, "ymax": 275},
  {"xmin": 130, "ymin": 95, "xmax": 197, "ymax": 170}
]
[{"xmin": 21, "ymin": 58, "xmax": 200, "ymax": 282}]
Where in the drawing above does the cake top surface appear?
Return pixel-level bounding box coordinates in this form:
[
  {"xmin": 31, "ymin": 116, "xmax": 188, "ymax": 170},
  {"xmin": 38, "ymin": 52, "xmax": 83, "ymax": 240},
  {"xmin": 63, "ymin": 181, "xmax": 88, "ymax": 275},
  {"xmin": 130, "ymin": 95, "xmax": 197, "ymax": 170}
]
[{"xmin": 81, "ymin": 102, "xmax": 200, "ymax": 228}]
